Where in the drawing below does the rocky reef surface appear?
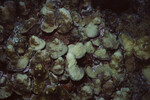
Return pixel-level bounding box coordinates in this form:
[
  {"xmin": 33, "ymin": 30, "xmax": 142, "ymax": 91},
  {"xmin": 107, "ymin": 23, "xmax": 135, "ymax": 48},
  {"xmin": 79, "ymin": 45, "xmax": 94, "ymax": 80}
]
[{"xmin": 0, "ymin": 0, "xmax": 150, "ymax": 100}]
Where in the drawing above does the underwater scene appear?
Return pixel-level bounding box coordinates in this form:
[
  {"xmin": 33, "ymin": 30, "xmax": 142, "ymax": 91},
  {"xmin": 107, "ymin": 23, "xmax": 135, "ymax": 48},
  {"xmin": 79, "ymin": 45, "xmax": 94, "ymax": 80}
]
[{"xmin": 0, "ymin": 0, "xmax": 150, "ymax": 100}]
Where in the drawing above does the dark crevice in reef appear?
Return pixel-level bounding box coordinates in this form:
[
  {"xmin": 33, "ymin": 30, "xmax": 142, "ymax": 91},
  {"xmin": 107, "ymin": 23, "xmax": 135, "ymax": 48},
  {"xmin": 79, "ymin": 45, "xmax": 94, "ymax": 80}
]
[{"xmin": 91, "ymin": 0, "xmax": 131, "ymax": 14}]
